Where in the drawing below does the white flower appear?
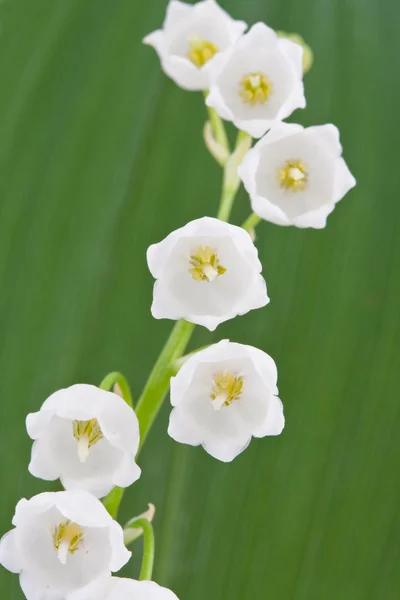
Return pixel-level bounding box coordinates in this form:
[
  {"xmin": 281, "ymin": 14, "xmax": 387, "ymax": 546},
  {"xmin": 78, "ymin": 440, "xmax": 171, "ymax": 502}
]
[
  {"xmin": 143, "ymin": 0, "xmax": 246, "ymax": 91},
  {"xmin": 147, "ymin": 217, "xmax": 269, "ymax": 331},
  {"xmin": 238, "ymin": 122, "xmax": 357, "ymax": 228},
  {"xmin": 77, "ymin": 577, "xmax": 179, "ymax": 600},
  {"xmin": 26, "ymin": 384, "xmax": 141, "ymax": 498},
  {"xmin": 206, "ymin": 22, "xmax": 306, "ymax": 138},
  {"xmin": 168, "ymin": 340, "xmax": 284, "ymax": 461},
  {"xmin": 0, "ymin": 491, "xmax": 131, "ymax": 600}
]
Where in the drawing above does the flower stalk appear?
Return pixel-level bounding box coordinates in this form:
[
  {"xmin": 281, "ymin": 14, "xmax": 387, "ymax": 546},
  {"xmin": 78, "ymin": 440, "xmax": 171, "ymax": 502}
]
[
  {"xmin": 124, "ymin": 518, "xmax": 155, "ymax": 581},
  {"xmin": 135, "ymin": 319, "xmax": 196, "ymax": 453},
  {"xmin": 99, "ymin": 371, "xmax": 134, "ymax": 408}
]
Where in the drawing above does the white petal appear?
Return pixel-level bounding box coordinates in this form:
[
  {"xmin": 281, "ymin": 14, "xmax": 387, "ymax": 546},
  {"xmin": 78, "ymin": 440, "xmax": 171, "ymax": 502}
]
[
  {"xmin": 308, "ymin": 123, "xmax": 342, "ymax": 157},
  {"xmin": 0, "ymin": 530, "xmax": 22, "ymax": 574},
  {"xmin": 164, "ymin": 0, "xmax": 193, "ymax": 30},
  {"xmin": 291, "ymin": 203, "xmax": 336, "ymax": 229},
  {"xmin": 168, "ymin": 406, "xmax": 204, "ymax": 446},
  {"xmin": 54, "ymin": 490, "xmax": 112, "ymax": 527},
  {"xmin": 67, "ymin": 574, "xmax": 112, "ymax": 600},
  {"xmin": 100, "ymin": 578, "xmax": 179, "ymax": 600},
  {"xmin": 12, "ymin": 494, "xmax": 56, "ymax": 526},
  {"xmin": 251, "ymin": 193, "xmax": 292, "ymax": 226},
  {"xmin": 333, "ymin": 157, "xmax": 356, "ymax": 203},
  {"xmin": 279, "ymin": 38, "xmax": 304, "ymax": 79},
  {"xmin": 142, "ymin": 30, "xmax": 165, "ymax": 54},
  {"xmin": 26, "ymin": 409, "xmax": 54, "ymax": 439},
  {"xmin": 253, "ymin": 395, "xmax": 285, "ymax": 437},
  {"xmin": 160, "ymin": 56, "xmax": 210, "ymax": 91},
  {"xmin": 28, "ymin": 438, "xmax": 60, "ymax": 481},
  {"xmin": 239, "ymin": 21, "xmax": 278, "ymax": 48},
  {"xmin": 203, "ymin": 434, "xmax": 251, "ymax": 462},
  {"xmin": 108, "ymin": 520, "xmax": 132, "ymax": 572},
  {"xmin": 20, "ymin": 571, "xmax": 58, "ymax": 600},
  {"xmin": 112, "ymin": 454, "xmax": 141, "ymax": 489}
]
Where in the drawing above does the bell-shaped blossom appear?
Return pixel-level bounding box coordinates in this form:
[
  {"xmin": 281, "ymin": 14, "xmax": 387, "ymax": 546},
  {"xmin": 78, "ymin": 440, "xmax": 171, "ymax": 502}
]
[
  {"xmin": 75, "ymin": 577, "xmax": 179, "ymax": 600},
  {"xmin": 206, "ymin": 22, "xmax": 306, "ymax": 138},
  {"xmin": 143, "ymin": 0, "xmax": 247, "ymax": 91},
  {"xmin": 26, "ymin": 384, "xmax": 141, "ymax": 498},
  {"xmin": 238, "ymin": 122, "xmax": 356, "ymax": 228},
  {"xmin": 147, "ymin": 217, "xmax": 269, "ymax": 331},
  {"xmin": 168, "ymin": 340, "xmax": 284, "ymax": 461},
  {"xmin": 0, "ymin": 491, "xmax": 131, "ymax": 600}
]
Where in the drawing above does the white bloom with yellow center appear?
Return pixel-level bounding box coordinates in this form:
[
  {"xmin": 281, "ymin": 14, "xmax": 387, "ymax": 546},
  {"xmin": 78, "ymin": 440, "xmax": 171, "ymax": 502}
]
[
  {"xmin": 206, "ymin": 22, "xmax": 306, "ymax": 138},
  {"xmin": 74, "ymin": 577, "xmax": 179, "ymax": 600},
  {"xmin": 147, "ymin": 217, "xmax": 269, "ymax": 331},
  {"xmin": 0, "ymin": 491, "xmax": 131, "ymax": 600},
  {"xmin": 143, "ymin": 0, "xmax": 247, "ymax": 91},
  {"xmin": 26, "ymin": 384, "xmax": 141, "ymax": 498},
  {"xmin": 168, "ymin": 340, "xmax": 284, "ymax": 461},
  {"xmin": 238, "ymin": 122, "xmax": 357, "ymax": 228}
]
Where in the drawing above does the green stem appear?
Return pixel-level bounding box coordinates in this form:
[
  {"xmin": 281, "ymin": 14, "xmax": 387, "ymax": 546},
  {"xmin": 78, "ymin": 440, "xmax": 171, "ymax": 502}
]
[
  {"xmin": 103, "ymin": 487, "xmax": 124, "ymax": 520},
  {"xmin": 99, "ymin": 371, "xmax": 133, "ymax": 408},
  {"xmin": 242, "ymin": 212, "xmax": 262, "ymax": 232},
  {"xmin": 217, "ymin": 162, "xmax": 241, "ymax": 222},
  {"xmin": 125, "ymin": 518, "xmax": 155, "ymax": 581},
  {"xmin": 135, "ymin": 319, "xmax": 195, "ymax": 453},
  {"xmin": 204, "ymin": 92, "xmax": 230, "ymax": 153}
]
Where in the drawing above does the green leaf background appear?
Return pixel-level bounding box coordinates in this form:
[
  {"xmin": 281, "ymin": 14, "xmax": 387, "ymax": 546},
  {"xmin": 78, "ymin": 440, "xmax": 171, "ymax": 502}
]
[{"xmin": 0, "ymin": 0, "xmax": 399, "ymax": 598}]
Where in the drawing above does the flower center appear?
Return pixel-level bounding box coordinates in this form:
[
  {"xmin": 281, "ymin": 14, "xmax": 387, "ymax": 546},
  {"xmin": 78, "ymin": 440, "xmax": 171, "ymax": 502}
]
[
  {"xmin": 72, "ymin": 418, "xmax": 104, "ymax": 463},
  {"xmin": 240, "ymin": 72, "xmax": 273, "ymax": 105},
  {"xmin": 53, "ymin": 520, "xmax": 84, "ymax": 565},
  {"xmin": 277, "ymin": 159, "xmax": 309, "ymax": 192},
  {"xmin": 187, "ymin": 36, "xmax": 218, "ymax": 67},
  {"xmin": 210, "ymin": 372, "xmax": 243, "ymax": 411},
  {"xmin": 189, "ymin": 246, "xmax": 226, "ymax": 282}
]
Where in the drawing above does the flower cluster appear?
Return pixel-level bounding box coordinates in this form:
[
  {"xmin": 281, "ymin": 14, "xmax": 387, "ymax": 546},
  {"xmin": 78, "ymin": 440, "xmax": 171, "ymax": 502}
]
[
  {"xmin": 146, "ymin": 0, "xmax": 356, "ymax": 228},
  {"xmin": 1, "ymin": 1, "xmax": 357, "ymax": 598}
]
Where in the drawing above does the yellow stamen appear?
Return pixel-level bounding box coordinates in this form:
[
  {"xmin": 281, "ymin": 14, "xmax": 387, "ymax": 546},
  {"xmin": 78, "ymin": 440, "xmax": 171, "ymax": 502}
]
[
  {"xmin": 189, "ymin": 246, "xmax": 226, "ymax": 282},
  {"xmin": 188, "ymin": 36, "xmax": 218, "ymax": 67},
  {"xmin": 53, "ymin": 521, "xmax": 84, "ymax": 565},
  {"xmin": 277, "ymin": 159, "xmax": 309, "ymax": 192},
  {"xmin": 72, "ymin": 418, "xmax": 104, "ymax": 463},
  {"xmin": 210, "ymin": 372, "xmax": 243, "ymax": 410},
  {"xmin": 240, "ymin": 72, "xmax": 273, "ymax": 105}
]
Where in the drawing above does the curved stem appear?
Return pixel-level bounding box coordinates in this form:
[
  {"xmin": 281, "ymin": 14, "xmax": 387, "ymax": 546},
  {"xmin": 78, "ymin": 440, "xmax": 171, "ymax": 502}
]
[
  {"xmin": 125, "ymin": 518, "xmax": 155, "ymax": 581},
  {"xmin": 99, "ymin": 371, "xmax": 133, "ymax": 408},
  {"xmin": 242, "ymin": 212, "xmax": 262, "ymax": 232},
  {"xmin": 135, "ymin": 319, "xmax": 195, "ymax": 454}
]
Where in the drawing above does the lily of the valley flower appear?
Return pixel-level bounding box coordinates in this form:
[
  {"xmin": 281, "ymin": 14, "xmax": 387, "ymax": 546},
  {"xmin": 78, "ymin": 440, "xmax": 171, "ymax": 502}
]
[
  {"xmin": 168, "ymin": 340, "xmax": 284, "ymax": 461},
  {"xmin": 206, "ymin": 22, "xmax": 306, "ymax": 138},
  {"xmin": 89, "ymin": 578, "xmax": 179, "ymax": 600},
  {"xmin": 0, "ymin": 491, "xmax": 131, "ymax": 600},
  {"xmin": 238, "ymin": 122, "xmax": 357, "ymax": 228},
  {"xmin": 26, "ymin": 384, "xmax": 141, "ymax": 498},
  {"xmin": 147, "ymin": 217, "xmax": 269, "ymax": 331},
  {"xmin": 143, "ymin": 0, "xmax": 247, "ymax": 91}
]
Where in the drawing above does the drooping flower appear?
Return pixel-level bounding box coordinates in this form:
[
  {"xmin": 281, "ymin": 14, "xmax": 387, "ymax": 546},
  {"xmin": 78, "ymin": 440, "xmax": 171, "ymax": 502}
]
[
  {"xmin": 147, "ymin": 217, "xmax": 269, "ymax": 331},
  {"xmin": 206, "ymin": 22, "xmax": 306, "ymax": 138},
  {"xmin": 238, "ymin": 122, "xmax": 357, "ymax": 228},
  {"xmin": 168, "ymin": 340, "xmax": 284, "ymax": 461},
  {"xmin": 143, "ymin": 0, "xmax": 247, "ymax": 91},
  {"xmin": 74, "ymin": 577, "xmax": 179, "ymax": 600},
  {"xmin": 26, "ymin": 384, "xmax": 141, "ymax": 498},
  {"xmin": 0, "ymin": 491, "xmax": 131, "ymax": 600}
]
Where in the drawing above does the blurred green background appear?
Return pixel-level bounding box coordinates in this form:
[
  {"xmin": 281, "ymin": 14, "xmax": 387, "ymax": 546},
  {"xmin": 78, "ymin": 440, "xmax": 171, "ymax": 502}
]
[{"xmin": 0, "ymin": 0, "xmax": 399, "ymax": 598}]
